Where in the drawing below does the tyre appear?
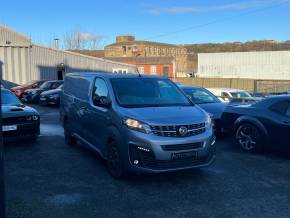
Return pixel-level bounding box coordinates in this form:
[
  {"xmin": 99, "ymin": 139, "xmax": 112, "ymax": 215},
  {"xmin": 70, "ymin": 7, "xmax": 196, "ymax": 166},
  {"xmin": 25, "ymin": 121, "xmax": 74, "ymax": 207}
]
[
  {"xmin": 235, "ymin": 123, "xmax": 262, "ymax": 152},
  {"xmin": 64, "ymin": 121, "xmax": 77, "ymax": 146},
  {"xmin": 106, "ymin": 140, "xmax": 127, "ymax": 179}
]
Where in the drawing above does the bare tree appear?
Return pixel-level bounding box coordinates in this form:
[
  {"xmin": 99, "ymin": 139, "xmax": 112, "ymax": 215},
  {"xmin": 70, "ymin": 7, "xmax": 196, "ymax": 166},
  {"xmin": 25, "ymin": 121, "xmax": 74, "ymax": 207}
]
[{"xmin": 63, "ymin": 29, "xmax": 104, "ymax": 50}]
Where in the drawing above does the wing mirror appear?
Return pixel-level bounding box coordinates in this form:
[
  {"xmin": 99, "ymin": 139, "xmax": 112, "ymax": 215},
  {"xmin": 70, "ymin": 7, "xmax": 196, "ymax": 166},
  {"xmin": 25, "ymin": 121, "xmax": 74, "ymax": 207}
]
[{"xmin": 93, "ymin": 96, "xmax": 111, "ymax": 108}]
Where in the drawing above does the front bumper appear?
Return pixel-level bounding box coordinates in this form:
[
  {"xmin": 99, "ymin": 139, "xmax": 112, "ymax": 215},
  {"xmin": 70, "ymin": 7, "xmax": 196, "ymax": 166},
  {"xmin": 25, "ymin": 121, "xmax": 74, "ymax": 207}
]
[
  {"xmin": 125, "ymin": 129, "xmax": 216, "ymax": 173},
  {"xmin": 39, "ymin": 96, "xmax": 60, "ymax": 105},
  {"xmin": 21, "ymin": 93, "xmax": 40, "ymax": 103},
  {"xmin": 3, "ymin": 122, "xmax": 40, "ymax": 143}
]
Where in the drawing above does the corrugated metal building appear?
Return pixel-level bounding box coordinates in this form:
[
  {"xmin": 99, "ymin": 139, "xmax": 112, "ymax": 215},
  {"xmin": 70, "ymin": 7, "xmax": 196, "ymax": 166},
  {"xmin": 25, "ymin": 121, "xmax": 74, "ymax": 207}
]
[
  {"xmin": 197, "ymin": 51, "xmax": 290, "ymax": 80},
  {"xmin": 0, "ymin": 24, "xmax": 136, "ymax": 84}
]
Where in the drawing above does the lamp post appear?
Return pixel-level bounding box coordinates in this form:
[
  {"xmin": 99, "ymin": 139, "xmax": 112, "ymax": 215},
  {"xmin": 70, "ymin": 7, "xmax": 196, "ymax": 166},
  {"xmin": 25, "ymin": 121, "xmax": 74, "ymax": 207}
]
[
  {"xmin": 53, "ymin": 38, "xmax": 60, "ymax": 49},
  {"xmin": 0, "ymin": 61, "xmax": 5, "ymax": 218}
]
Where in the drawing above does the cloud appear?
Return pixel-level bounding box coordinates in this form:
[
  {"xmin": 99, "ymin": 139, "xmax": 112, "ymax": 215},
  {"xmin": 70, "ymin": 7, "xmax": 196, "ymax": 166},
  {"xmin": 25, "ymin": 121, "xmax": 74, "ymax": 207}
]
[
  {"xmin": 78, "ymin": 32, "xmax": 104, "ymax": 41},
  {"xmin": 147, "ymin": 0, "xmax": 283, "ymax": 15}
]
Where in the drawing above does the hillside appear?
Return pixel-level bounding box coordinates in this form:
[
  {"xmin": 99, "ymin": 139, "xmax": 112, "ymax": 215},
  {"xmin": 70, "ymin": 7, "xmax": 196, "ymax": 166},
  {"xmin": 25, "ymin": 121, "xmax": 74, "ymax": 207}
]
[{"xmin": 185, "ymin": 40, "xmax": 290, "ymax": 53}]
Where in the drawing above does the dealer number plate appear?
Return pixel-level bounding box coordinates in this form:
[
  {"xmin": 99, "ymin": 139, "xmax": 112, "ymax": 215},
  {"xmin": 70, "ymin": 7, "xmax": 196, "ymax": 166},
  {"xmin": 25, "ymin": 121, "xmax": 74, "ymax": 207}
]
[
  {"xmin": 2, "ymin": 125, "xmax": 17, "ymax": 132},
  {"xmin": 171, "ymin": 151, "xmax": 197, "ymax": 160}
]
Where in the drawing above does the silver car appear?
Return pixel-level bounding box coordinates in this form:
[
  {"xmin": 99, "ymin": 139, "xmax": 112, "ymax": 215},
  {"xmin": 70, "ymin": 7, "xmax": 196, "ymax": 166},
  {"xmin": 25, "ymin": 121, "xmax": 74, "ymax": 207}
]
[{"xmin": 60, "ymin": 72, "xmax": 216, "ymax": 178}]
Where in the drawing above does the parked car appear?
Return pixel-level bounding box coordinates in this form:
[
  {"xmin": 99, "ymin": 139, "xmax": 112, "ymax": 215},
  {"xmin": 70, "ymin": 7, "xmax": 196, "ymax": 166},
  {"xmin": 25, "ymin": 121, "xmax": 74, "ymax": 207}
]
[
  {"xmin": 21, "ymin": 80, "xmax": 63, "ymax": 103},
  {"xmin": 221, "ymin": 95, "xmax": 290, "ymax": 152},
  {"xmin": 60, "ymin": 72, "xmax": 216, "ymax": 178},
  {"xmin": 1, "ymin": 88, "xmax": 40, "ymax": 143},
  {"xmin": 207, "ymin": 88, "xmax": 258, "ymax": 103},
  {"xmin": 39, "ymin": 85, "xmax": 63, "ymax": 106},
  {"xmin": 179, "ymin": 85, "xmax": 227, "ymax": 133},
  {"xmin": 11, "ymin": 80, "xmax": 47, "ymax": 98}
]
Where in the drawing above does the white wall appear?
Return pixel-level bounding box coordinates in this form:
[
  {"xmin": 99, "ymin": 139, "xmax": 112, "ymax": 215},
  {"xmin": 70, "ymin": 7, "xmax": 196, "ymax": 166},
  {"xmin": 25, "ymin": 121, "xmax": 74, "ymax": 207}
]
[{"xmin": 198, "ymin": 51, "xmax": 290, "ymax": 80}]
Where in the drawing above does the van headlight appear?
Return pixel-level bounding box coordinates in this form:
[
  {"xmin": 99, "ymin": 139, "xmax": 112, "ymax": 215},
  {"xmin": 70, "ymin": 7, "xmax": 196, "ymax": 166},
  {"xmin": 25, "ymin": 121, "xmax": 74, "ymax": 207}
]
[
  {"xmin": 205, "ymin": 115, "xmax": 212, "ymax": 129},
  {"xmin": 123, "ymin": 118, "xmax": 152, "ymax": 134}
]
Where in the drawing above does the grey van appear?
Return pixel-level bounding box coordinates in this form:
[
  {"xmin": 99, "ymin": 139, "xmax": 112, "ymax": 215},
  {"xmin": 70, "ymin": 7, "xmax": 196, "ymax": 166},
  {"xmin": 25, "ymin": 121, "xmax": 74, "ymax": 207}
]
[{"xmin": 60, "ymin": 72, "xmax": 216, "ymax": 178}]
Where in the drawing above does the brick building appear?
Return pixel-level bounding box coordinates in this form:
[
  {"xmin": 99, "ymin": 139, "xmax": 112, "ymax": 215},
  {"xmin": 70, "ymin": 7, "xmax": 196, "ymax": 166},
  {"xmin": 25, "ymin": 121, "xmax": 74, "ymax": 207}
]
[{"xmin": 104, "ymin": 35, "xmax": 196, "ymax": 77}]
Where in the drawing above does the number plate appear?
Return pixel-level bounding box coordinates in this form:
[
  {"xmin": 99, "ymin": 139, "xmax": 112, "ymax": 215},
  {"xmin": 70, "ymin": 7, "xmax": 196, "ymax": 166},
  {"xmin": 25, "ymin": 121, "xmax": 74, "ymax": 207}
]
[
  {"xmin": 171, "ymin": 151, "xmax": 197, "ymax": 160},
  {"xmin": 40, "ymin": 97, "xmax": 46, "ymax": 101},
  {"xmin": 2, "ymin": 125, "xmax": 17, "ymax": 132}
]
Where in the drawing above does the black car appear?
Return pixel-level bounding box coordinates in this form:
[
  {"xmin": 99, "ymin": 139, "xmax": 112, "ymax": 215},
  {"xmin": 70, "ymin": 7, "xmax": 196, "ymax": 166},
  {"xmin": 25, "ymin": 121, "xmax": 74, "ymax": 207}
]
[
  {"xmin": 222, "ymin": 95, "xmax": 290, "ymax": 152},
  {"xmin": 1, "ymin": 88, "xmax": 40, "ymax": 143},
  {"xmin": 180, "ymin": 85, "xmax": 227, "ymax": 132},
  {"xmin": 21, "ymin": 80, "xmax": 63, "ymax": 103},
  {"xmin": 39, "ymin": 85, "xmax": 63, "ymax": 105}
]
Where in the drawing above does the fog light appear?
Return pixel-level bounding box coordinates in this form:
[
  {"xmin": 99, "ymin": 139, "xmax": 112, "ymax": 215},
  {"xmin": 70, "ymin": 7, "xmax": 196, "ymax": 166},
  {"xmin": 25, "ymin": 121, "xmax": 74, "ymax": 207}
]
[{"xmin": 133, "ymin": 160, "xmax": 139, "ymax": 165}]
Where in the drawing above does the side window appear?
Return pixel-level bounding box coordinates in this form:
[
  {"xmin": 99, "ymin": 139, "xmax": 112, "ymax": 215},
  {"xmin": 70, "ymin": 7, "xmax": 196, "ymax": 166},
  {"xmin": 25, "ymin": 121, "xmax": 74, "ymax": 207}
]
[
  {"xmin": 269, "ymin": 101, "xmax": 290, "ymax": 115},
  {"xmin": 31, "ymin": 83, "xmax": 38, "ymax": 88},
  {"xmin": 286, "ymin": 105, "xmax": 290, "ymax": 117},
  {"xmin": 92, "ymin": 78, "xmax": 109, "ymax": 106},
  {"xmin": 52, "ymin": 82, "xmax": 62, "ymax": 89},
  {"xmin": 221, "ymin": 92, "xmax": 230, "ymax": 97}
]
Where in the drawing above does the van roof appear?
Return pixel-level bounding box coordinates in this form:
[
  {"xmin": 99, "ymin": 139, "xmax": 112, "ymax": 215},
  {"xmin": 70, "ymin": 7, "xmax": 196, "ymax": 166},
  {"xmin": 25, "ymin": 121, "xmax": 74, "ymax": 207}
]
[
  {"xmin": 207, "ymin": 87, "xmax": 246, "ymax": 92},
  {"xmin": 66, "ymin": 72, "xmax": 166, "ymax": 79}
]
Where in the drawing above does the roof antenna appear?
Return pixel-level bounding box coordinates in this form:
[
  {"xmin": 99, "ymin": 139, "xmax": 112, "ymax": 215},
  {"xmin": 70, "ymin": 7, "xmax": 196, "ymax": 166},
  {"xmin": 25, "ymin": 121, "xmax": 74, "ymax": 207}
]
[
  {"xmin": 132, "ymin": 44, "xmax": 141, "ymax": 77},
  {"xmin": 137, "ymin": 67, "xmax": 142, "ymax": 77}
]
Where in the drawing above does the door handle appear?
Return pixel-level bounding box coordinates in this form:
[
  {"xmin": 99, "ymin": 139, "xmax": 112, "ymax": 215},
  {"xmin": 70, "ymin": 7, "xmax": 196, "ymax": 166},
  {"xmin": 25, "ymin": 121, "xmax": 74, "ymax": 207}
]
[{"xmin": 283, "ymin": 121, "xmax": 290, "ymax": 124}]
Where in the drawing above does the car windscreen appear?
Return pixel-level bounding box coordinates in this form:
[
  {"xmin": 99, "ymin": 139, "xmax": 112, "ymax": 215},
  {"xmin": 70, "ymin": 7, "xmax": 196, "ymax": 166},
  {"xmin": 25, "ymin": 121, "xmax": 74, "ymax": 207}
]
[
  {"xmin": 40, "ymin": 81, "xmax": 52, "ymax": 89},
  {"xmin": 230, "ymin": 91, "xmax": 251, "ymax": 98},
  {"xmin": 1, "ymin": 90, "xmax": 22, "ymax": 106},
  {"xmin": 111, "ymin": 78, "xmax": 192, "ymax": 108},
  {"xmin": 183, "ymin": 88, "xmax": 220, "ymax": 104}
]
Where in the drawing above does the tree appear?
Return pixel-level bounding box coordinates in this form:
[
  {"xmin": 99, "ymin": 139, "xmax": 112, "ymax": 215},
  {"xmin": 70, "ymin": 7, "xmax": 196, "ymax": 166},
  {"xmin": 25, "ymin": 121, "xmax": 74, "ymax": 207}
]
[{"xmin": 63, "ymin": 29, "xmax": 104, "ymax": 50}]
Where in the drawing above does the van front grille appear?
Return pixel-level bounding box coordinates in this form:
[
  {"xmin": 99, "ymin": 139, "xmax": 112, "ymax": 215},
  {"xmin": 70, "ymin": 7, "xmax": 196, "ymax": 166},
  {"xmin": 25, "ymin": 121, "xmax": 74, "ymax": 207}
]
[
  {"xmin": 161, "ymin": 142, "xmax": 203, "ymax": 151},
  {"xmin": 129, "ymin": 144, "xmax": 214, "ymax": 170},
  {"xmin": 150, "ymin": 123, "xmax": 206, "ymax": 137}
]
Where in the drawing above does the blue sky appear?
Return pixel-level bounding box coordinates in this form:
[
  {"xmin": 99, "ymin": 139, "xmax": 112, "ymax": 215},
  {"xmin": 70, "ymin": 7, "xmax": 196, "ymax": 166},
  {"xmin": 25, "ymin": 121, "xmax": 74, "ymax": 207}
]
[{"xmin": 1, "ymin": 0, "xmax": 290, "ymax": 47}]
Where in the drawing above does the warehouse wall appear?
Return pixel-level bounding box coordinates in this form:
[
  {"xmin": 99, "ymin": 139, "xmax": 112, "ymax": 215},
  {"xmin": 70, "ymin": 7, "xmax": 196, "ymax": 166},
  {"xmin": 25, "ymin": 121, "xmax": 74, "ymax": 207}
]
[
  {"xmin": 198, "ymin": 51, "xmax": 290, "ymax": 80},
  {"xmin": 30, "ymin": 45, "xmax": 136, "ymax": 81},
  {"xmin": 0, "ymin": 24, "xmax": 31, "ymax": 46},
  {"xmin": 0, "ymin": 45, "xmax": 136, "ymax": 84},
  {"xmin": 0, "ymin": 46, "xmax": 30, "ymax": 84}
]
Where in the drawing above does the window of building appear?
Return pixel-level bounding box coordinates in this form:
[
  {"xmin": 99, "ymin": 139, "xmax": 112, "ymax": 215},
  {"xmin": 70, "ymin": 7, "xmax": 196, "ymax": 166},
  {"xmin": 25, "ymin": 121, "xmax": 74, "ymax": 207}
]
[
  {"xmin": 157, "ymin": 48, "xmax": 161, "ymax": 56},
  {"xmin": 138, "ymin": 67, "xmax": 145, "ymax": 74},
  {"xmin": 113, "ymin": 68, "xmax": 128, "ymax": 74},
  {"xmin": 122, "ymin": 46, "xmax": 127, "ymax": 55},
  {"xmin": 145, "ymin": 47, "xmax": 148, "ymax": 56},
  {"xmin": 151, "ymin": 66, "xmax": 157, "ymax": 74}
]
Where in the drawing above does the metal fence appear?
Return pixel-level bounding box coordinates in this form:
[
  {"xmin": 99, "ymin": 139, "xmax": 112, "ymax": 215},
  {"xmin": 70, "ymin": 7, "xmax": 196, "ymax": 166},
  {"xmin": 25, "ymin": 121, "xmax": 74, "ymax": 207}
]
[
  {"xmin": 254, "ymin": 80, "xmax": 290, "ymax": 94},
  {"xmin": 173, "ymin": 77, "xmax": 290, "ymax": 94}
]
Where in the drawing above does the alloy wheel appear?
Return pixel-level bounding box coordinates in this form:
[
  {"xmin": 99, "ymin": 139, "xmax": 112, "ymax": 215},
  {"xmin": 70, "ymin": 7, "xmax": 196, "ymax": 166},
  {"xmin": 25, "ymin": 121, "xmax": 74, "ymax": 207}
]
[{"xmin": 236, "ymin": 124, "xmax": 261, "ymax": 151}]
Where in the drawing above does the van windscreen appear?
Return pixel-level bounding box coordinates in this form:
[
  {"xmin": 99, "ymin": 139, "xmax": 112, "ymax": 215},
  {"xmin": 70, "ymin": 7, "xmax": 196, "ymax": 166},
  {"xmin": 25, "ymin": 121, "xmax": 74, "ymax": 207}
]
[{"xmin": 110, "ymin": 78, "xmax": 192, "ymax": 108}]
